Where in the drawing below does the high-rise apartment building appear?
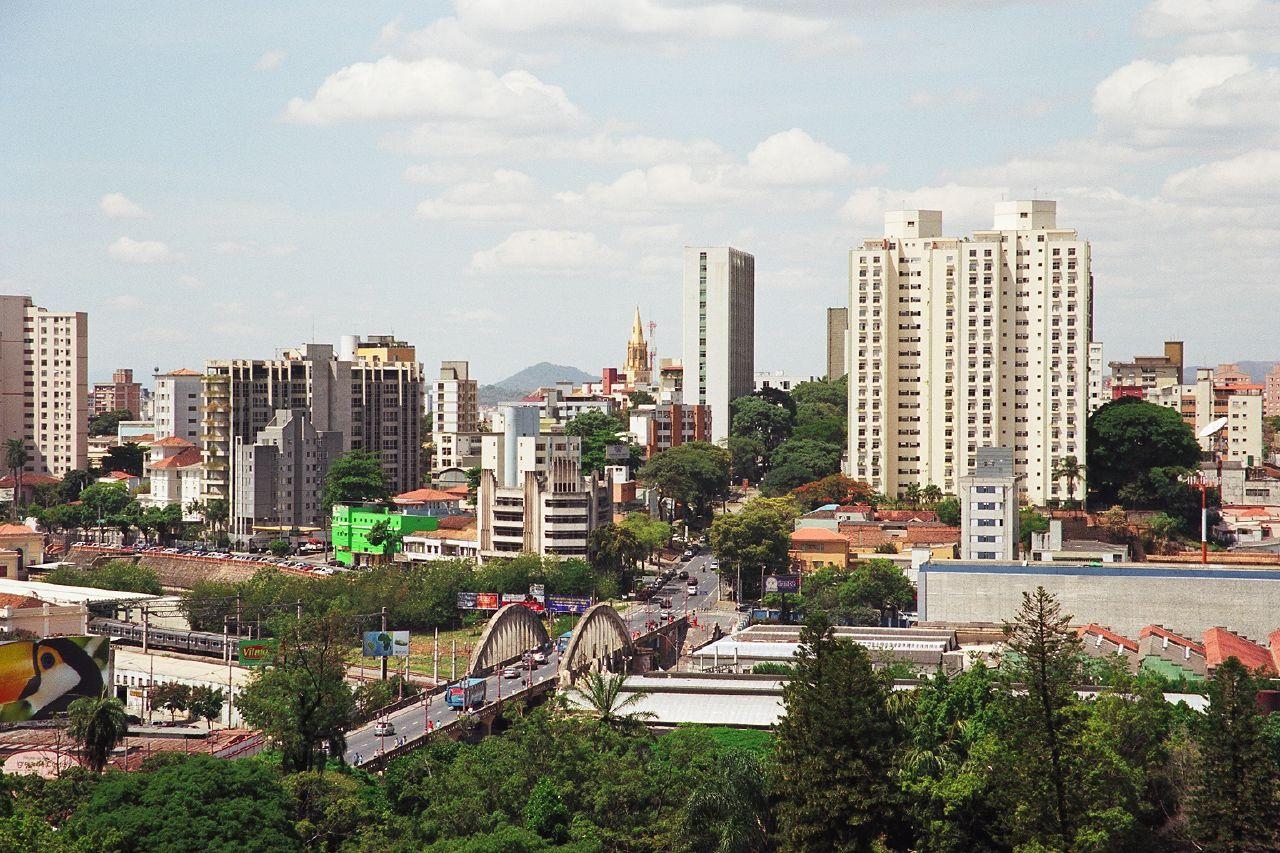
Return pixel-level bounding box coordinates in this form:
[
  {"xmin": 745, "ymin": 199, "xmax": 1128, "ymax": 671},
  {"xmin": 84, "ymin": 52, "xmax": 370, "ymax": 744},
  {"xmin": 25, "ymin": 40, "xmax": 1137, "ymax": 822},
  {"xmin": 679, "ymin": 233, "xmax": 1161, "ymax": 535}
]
[
  {"xmin": 1087, "ymin": 343, "xmax": 1107, "ymax": 414},
  {"xmin": 90, "ymin": 368, "xmax": 142, "ymax": 417},
  {"xmin": 432, "ymin": 360, "xmax": 482, "ymax": 481},
  {"xmin": 0, "ymin": 295, "xmax": 88, "ymax": 477},
  {"xmin": 233, "ymin": 410, "xmax": 343, "ymax": 534},
  {"xmin": 845, "ymin": 201, "xmax": 1092, "ymax": 505},
  {"xmin": 152, "ymin": 368, "xmax": 203, "ymax": 444},
  {"xmin": 958, "ymin": 447, "xmax": 1023, "ymax": 560},
  {"xmin": 202, "ymin": 337, "xmax": 423, "ymax": 540},
  {"xmin": 826, "ymin": 307, "xmax": 848, "ymax": 380},
  {"xmin": 682, "ymin": 246, "xmax": 754, "ymax": 445}
]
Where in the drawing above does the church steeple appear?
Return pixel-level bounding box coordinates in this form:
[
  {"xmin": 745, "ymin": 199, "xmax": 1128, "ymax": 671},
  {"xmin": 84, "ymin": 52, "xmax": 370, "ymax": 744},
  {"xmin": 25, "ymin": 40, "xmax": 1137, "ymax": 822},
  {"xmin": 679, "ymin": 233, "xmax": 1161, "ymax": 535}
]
[{"xmin": 624, "ymin": 306, "xmax": 651, "ymax": 386}]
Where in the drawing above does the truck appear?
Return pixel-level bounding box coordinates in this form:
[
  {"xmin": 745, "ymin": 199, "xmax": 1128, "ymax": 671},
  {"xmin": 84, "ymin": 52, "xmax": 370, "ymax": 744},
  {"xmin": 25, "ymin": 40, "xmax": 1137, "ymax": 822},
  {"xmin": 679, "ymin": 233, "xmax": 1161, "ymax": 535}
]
[
  {"xmin": 444, "ymin": 677, "xmax": 487, "ymax": 709},
  {"xmin": 555, "ymin": 631, "xmax": 573, "ymax": 654}
]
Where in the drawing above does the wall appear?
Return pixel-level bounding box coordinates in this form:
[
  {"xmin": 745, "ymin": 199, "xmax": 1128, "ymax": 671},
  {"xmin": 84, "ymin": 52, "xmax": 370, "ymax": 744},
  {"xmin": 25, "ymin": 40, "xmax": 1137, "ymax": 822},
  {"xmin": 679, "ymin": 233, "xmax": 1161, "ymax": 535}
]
[{"xmin": 920, "ymin": 560, "xmax": 1280, "ymax": 641}]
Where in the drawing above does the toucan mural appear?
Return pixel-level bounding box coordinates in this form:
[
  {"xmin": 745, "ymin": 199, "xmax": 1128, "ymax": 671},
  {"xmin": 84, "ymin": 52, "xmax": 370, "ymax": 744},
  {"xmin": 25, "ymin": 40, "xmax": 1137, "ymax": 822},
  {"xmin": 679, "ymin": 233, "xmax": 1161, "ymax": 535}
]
[{"xmin": 0, "ymin": 636, "xmax": 111, "ymax": 722}]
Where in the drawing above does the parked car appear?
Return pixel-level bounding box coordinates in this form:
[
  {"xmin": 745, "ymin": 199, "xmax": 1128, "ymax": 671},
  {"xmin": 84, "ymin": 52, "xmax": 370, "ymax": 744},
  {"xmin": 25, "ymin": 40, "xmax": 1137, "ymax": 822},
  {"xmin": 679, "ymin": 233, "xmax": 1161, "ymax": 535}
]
[
  {"xmin": 678, "ymin": 570, "xmax": 689, "ymax": 579},
  {"xmin": 374, "ymin": 720, "xmax": 395, "ymax": 737},
  {"xmin": 682, "ymin": 549, "xmax": 695, "ymax": 559}
]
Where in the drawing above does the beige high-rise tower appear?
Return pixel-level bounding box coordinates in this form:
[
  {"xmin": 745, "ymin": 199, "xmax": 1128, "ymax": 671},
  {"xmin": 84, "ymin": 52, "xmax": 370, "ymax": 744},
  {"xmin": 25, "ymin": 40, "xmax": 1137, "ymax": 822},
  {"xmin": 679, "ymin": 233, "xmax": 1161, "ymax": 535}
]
[
  {"xmin": 623, "ymin": 307, "xmax": 651, "ymax": 386},
  {"xmin": 0, "ymin": 294, "xmax": 88, "ymax": 477},
  {"xmin": 845, "ymin": 201, "xmax": 1091, "ymax": 506}
]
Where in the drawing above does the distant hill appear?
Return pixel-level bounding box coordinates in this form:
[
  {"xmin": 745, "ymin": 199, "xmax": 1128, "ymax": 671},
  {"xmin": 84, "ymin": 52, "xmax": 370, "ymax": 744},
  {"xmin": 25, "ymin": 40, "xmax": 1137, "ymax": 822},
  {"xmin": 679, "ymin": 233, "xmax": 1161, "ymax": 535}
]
[{"xmin": 479, "ymin": 362, "xmax": 596, "ymax": 406}]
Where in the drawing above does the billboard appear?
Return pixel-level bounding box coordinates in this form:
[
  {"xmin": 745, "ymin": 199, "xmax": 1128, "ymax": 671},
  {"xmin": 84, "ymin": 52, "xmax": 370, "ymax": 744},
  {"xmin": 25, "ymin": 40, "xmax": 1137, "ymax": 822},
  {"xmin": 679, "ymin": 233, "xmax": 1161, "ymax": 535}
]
[
  {"xmin": 455, "ymin": 592, "xmax": 478, "ymax": 610},
  {"xmin": 764, "ymin": 575, "xmax": 801, "ymax": 594},
  {"xmin": 546, "ymin": 594, "xmax": 592, "ymax": 614},
  {"xmin": 363, "ymin": 631, "xmax": 411, "ymax": 658},
  {"xmin": 502, "ymin": 593, "xmax": 544, "ymax": 613},
  {"xmin": 0, "ymin": 636, "xmax": 111, "ymax": 722},
  {"xmin": 237, "ymin": 638, "xmax": 277, "ymax": 667},
  {"xmin": 476, "ymin": 592, "xmax": 501, "ymax": 610}
]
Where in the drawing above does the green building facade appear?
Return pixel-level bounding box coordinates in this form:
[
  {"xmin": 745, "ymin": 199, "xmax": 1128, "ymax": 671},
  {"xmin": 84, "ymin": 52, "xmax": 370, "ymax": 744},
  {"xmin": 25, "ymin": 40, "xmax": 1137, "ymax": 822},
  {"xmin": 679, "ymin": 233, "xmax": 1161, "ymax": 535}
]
[{"xmin": 331, "ymin": 505, "xmax": 440, "ymax": 566}]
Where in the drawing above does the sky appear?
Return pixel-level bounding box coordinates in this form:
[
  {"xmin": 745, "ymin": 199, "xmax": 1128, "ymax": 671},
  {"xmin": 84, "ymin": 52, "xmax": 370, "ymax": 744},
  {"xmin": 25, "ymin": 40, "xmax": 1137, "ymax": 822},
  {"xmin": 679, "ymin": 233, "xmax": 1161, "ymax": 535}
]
[{"xmin": 3, "ymin": 0, "xmax": 1280, "ymax": 384}]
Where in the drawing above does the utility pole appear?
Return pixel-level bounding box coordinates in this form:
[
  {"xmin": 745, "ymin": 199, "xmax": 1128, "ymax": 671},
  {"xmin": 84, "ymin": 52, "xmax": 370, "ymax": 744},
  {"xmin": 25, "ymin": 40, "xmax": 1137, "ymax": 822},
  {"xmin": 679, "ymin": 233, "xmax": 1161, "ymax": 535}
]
[
  {"xmin": 141, "ymin": 604, "xmax": 149, "ymax": 654},
  {"xmin": 433, "ymin": 627, "xmax": 439, "ymax": 685},
  {"xmin": 380, "ymin": 606, "xmax": 388, "ymax": 681},
  {"xmin": 451, "ymin": 639, "xmax": 457, "ymax": 681},
  {"xmin": 296, "ymin": 598, "xmax": 302, "ymax": 620}
]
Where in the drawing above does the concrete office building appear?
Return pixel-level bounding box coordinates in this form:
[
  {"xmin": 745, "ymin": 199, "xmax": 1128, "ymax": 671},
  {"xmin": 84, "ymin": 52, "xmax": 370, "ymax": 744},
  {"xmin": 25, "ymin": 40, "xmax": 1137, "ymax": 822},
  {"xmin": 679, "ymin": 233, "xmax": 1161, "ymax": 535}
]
[
  {"xmin": 844, "ymin": 201, "xmax": 1091, "ymax": 505},
  {"xmin": 91, "ymin": 368, "xmax": 142, "ymax": 418},
  {"xmin": 826, "ymin": 307, "xmax": 848, "ymax": 380},
  {"xmin": 233, "ymin": 410, "xmax": 342, "ymax": 537},
  {"xmin": 1109, "ymin": 340, "xmax": 1183, "ymax": 394},
  {"xmin": 629, "ymin": 403, "xmax": 712, "ymax": 459},
  {"xmin": 432, "ymin": 360, "xmax": 483, "ymax": 482},
  {"xmin": 958, "ymin": 447, "xmax": 1022, "ymax": 560},
  {"xmin": 152, "ymin": 368, "xmax": 202, "ymax": 444},
  {"xmin": 683, "ymin": 247, "xmax": 754, "ymax": 445},
  {"xmin": 202, "ymin": 336, "xmax": 423, "ymax": 536},
  {"xmin": 754, "ymin": 372, "xmax": 822, "ymax": 393},
  {"xmin": 0, "ymin": 295, "xmax": 88, "ymax": 477}
]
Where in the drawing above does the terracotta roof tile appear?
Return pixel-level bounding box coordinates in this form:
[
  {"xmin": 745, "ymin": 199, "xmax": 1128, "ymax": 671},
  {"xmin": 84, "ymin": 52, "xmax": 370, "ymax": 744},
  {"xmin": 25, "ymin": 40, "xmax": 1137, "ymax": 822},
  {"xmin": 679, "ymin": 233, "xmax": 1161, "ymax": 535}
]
[
  {"xmin": 0, "ymin": 593, "xmax": 46, "ymax": 610},
  {"xmin": 393, "ymin": 488, "xmax": 463, "ymax": 504},
  {"xmin": 1078, "ymin": 624, "xmax": 1139, "ymax": 653},
  {"xmin": 0, "ymin": 473, "xmax": 61, "ymax": 488},
  {"xmin": 151, "ymin": 436, "xmax": 195, "ymax": 448},
  {"xmin": 877, "ymin": 510, "xmax": 939, "ymax": 523},
  {"xmin": 1270, "ymin": 630, "xmax": 1280, "ymax": 677},
  {"xmin": 904, "ymin": 526, "xmax": 961, "ymax": 544},
  {"xmin": 437, "ymin": 514, "xmax": 477, "ymax": 530},
  {"xmin": 149, "ymin": 448, "xmax": 202, "ymax": 469},
  {"xmin": 0, "ymin": 524, "xmax": 37, "ymax": 537},
  {"xmin": 1139, "ymin": 625, "xmax": 1206, "ymax": 656},
  {"xmin": 837, "ymin": 526, "xmax": 892, "ymax": 549},
  {"xmin": 164, "ymin": 368, "xmax": 200, "ymax": 376},
  {"xmin": 1203, "ymin": 627, "xmax": 1276, "ymax": 675},
  {"xmin": 104, "ymin": 471, "xmax": 135, "ymax": 480},
  {"xmin": 790, "ymin": 527, "xmax": 849, "ymax": 543}
]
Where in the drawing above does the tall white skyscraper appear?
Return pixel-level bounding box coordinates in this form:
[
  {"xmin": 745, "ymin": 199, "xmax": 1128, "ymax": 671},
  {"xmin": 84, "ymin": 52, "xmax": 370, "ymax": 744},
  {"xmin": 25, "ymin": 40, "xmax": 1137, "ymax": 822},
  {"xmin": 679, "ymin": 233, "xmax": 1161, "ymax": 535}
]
[
  {"xmin": 682, "ymin": 246, "xmax": 754, "ymax": 445},
  {"xmin": 845, "ymin": 200, "xmax": 1092, "ymax": 505},
  {"xmin": 0, "ymin": 294, "xmax": 88, "ymax": 477}
]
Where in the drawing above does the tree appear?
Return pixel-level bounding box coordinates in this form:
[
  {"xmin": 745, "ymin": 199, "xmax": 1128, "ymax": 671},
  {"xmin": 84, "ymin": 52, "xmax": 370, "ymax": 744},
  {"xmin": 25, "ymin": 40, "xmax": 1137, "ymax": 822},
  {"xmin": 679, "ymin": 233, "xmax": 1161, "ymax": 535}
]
[
  {"xmin": 64, "ymin": 753, "xmax": 300, "ymax": 851},
  {"xmin": 523, "ymin": 777, "xmax": 570, "ymax": 843},
  {"xmin": 235, "ymin": 615, "xmax": 356, "ymax": 773},
  {"xmin": 4, "ymin": 439, "xmax": 28, "ymax": 521},
  {"xmin": 709, "ymin": 497, "xmax": 798, "ymax": 599},
  {"xmin": 998, "ymin": 587, "xmax": 1085, "ymax": 847},
  {"xmin": 636, "ymin": 441, "xmax": 730, "ymax": 530},
  {"xmin": 564, "ymin": 410, "xmax": 637, "ymax": 474},
  {"xmin": 77, "ymin": 482, "xmax": 134, "ymax": 526},
  {"xmin": 365, "ymin": 520, "xmax": 403, "ymax": 564},
  {"xmin": 188, "ymin": 685, "xmax": 226, "ymax": 729},
  {"xmin": 87, "ymin": 409, "xmax": 133, "ymax": 437},
  {"xmin": 627, "ymin": 389, "xmax": 655, "ymax": 407},
  {"xmin": 268, "ymin": 538, "xmax": 292, "ymax": 558},
  {"xmin": 1190, "ymin": 657, "xmax": 1280, "ymax": 851},
  {"xmin": 684, "ymin": 748, "xmax": 772, "ymax": 852},
  {"xmin": 59, "ymin": 469, "xmax": 93, "ymax": 503},
  {"xmin": 775, "ymin": 616, "xmax": 905, "ymax": 851},
  {"xmin": 1052, "ymin": 455, "xmax": 1085, "ymax": 507},
  {"xmin": 99, "ymin": 442, "xmax": 145, "ymax": 477},
  {"xmin": 730, "ymin": 395, "xmax": 793, "ymax": 457},
  {"xmin": 846, "ymin": 558, "xmax": 914, "ymax": 624},
  {"xmin": 1019, "ymin": 505, "xmax": 1050, "ymax": 550},
  {"xmin": 768, "ymin": 438, "xmax": 842, "ymax": 483},
  {"xmin": 1147, "ymin": 512, "xmax": 1181, "ymax": 554},
  {"xmin": 759, "ymin": 462, "xmax": 816, "ymax": 497},
  {"xmin": 934, "ymin": 496, "xmax": 960, "ymax": 526},
  {"xmin": 66, "ymin": 694, "xmax": 128, "ymax": 773},
  {"xmin": 587, "ymin": 523, "xmax": 642, "ymax": 592},
  {"xmin": 1087, "ymin": 398, "xmax": 1201, "ymax": 507},
  {"xmin": 790, "ymin": 377, "xmax": 846, "ymax": 413},
  {"xmin": 724, "ymin": 435, "xmax": 764, "ymax": 485},
  {"xmin": 150, "ymin": 682, "xmax": 191, "ymax": 722},
  {"xmin": 790, "ymin": 473, "xmax": 875, "ymax": 512},
  {"xmin": 563, "ymin": 672, "xmax": 654, "ymax": 730},
  {"xmin": 47, "ymin": 559, "xmax": 162, "ymax": 595},
  {"xmin": 321, "ymin": 449, "xmax": 390, "ymax": 510},
  {"xmin": 920, "ymin": 483, "xmax": 943, "ymax": 506}
]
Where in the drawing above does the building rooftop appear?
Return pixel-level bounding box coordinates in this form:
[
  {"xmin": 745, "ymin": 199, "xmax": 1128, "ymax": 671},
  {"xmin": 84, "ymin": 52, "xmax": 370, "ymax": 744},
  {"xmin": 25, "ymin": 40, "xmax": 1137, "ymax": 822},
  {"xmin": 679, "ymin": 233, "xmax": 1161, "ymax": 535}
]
[
  {"xmin": 0, "ymin": 474, "xmax": 61, "ymax": 489},
  {"xmin": 0, "ymin": 524, "xmax": 38, "ymax": 537},
  {"xmin": 150, "ymin": 436, "xmax": 195, "ymax": 448},
  {"xmin": 393, "ymin": 488, "xmax": 463, "ymax": 505},
  {"xmin": 789, "ymin": 527, "xmax": 848, "ymax": 544},
  {"xmin": 150, "ymin": 448, "xmax": 202, "ymax": 469},
  {"xmin": 1202, "ymin": 627, "xmax": 1275, "ymax": 675}
]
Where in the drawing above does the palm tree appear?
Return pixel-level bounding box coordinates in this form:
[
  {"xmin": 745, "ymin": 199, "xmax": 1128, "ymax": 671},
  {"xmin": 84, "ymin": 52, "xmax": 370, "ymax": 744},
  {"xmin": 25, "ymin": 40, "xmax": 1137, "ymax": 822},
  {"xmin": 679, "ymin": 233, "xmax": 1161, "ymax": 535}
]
[
  {"xmin": 563, "ymin": 672, "xmax": 655, "ymax": 729},
  {"xmin": 920, "ymin": 483, "xmax": 943, "ymax": 507},
  {"xmin": 684, "ymin": 748, "xmax": 772, "ymax": 851},
  {"xmin": 67, "ymin": 693, "xmax": 129, "ymax": 772},
  {"xmin": 903, "ymin": 482, "xmax": 922, "ymax": 509},
  {"xmin": 4, "ymin": 439, "xmax": 29, "ymax": 522},
  {"xmin": 1052, "ymin": 455, "xmax": 1085, "ymax": 509}
]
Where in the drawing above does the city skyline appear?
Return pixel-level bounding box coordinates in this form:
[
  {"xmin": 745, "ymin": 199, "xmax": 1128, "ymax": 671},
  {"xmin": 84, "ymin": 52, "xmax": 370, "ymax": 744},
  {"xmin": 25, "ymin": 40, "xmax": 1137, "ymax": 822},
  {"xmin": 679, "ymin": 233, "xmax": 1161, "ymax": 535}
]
[{"xmin": 5, "ymin": 1, "xmax": 1280, "ymax": 382}]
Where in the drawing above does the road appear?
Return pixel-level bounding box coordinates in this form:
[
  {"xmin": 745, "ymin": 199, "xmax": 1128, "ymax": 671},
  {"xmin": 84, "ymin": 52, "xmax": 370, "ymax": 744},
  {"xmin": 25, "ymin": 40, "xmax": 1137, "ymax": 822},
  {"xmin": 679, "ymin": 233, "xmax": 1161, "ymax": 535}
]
[
  {"xmin": 343, "ymin": 651, "xmax": 560, "ymax": 764},
  {"xmin": 620, "ymin": 551, "xmax": 741, "ymax": 643}
]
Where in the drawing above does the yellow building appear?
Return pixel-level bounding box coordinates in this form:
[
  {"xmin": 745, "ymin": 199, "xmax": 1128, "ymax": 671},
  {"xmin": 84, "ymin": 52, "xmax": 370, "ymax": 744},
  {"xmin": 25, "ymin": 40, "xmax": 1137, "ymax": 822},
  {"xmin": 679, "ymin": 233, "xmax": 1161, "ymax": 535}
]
[
  {"xmin": 0, "ymin": 524, "xmax": 42, "ymax": 580},
  {"xmin": 789, "ymin": 527, "xmax": 851, "ymax": 573},
  {"xmin": 623, "ymin": 307, "xmax": 651, "ymax": 386}
]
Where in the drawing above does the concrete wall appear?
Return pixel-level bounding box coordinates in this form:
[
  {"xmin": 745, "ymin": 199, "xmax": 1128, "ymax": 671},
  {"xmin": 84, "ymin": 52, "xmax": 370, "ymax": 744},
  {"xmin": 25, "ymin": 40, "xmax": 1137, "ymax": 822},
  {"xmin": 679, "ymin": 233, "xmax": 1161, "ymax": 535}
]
[{"xmin": 920, "ymin": 560, "xmax": 1280, "ymax": 641}]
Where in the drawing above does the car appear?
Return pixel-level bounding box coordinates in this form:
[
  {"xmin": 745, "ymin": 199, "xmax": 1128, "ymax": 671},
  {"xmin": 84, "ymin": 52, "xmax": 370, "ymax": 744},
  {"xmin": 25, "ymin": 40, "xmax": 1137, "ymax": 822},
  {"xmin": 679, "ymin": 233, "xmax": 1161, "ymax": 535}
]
[
  {"xmin": 635, "ymin": 588, "xmax": 654, "ymax": 602},
  {"xmin": 502, "ymin": 666, "xmax": 521, "ymax": 679},
  {"xmin": 686, "ymin": 584, "xmax": 698, "ymax": 595},
  {"xmin": 682, "ymin": 549, "xmax": 695, "ymax": 559},
  {"xmin": 678, "ymin": 570, "xmax": 689, "ymax": 579},
  {"xmin": 657, "ymin": 597, "xmax": 673, "ymax": 609},
  {"xmin": 532, "ymin": 651, "xmax": 548, "ymax": 664},
  {"xmin": 374, "ymin": 720, "xmax": 395, "ymax": 737},
  {"xmin": 709, "ymin": 560, "xmax": 720, "ymax": 570}
]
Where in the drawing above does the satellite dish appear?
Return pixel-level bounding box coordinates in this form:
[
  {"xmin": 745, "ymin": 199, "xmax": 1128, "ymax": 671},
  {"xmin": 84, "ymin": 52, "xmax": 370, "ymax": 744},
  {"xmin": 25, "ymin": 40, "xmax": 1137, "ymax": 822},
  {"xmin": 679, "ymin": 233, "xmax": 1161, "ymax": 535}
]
[{"xmin": 1198, "ymin": 416, "xmax": 1229, "ymax": 438}]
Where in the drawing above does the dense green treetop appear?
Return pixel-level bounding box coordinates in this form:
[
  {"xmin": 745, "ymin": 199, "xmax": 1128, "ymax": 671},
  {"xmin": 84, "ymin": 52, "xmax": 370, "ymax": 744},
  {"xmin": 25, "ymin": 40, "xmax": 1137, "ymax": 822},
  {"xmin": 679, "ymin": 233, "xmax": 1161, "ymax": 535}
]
[
  {"xmin": 1087, "ymin": 398, "xmax": 1201, "ymax": 507},
  {"xmin": 322, "ymin": 449, "xmax": 391, "ymax": 509}
]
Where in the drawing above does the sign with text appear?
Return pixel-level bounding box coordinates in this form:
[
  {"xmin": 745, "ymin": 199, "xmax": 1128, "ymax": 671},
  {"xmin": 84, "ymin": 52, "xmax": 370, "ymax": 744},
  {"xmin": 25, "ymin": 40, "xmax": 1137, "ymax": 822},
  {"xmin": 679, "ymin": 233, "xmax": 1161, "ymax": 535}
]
[
  {"xmin": 475, "ymin": 592, "xmax": 501, "ymax": 610},
  {"xmin": 362, "ymin": 630, "xmax": 410, "ymax": 658},
  {"xmin": 764, "ymin": 575, "xmax": 800, "ymax": 594},
  {"xmin": 455, "ymin": 592, "xmax": 478, "ymax": 610},
  {"xmin": 528, "ymin": 584, "xmax": 545, "ymax": 601},
  {"xmin": 502, "ymin": 593, "xmax": 544, "ymax": 612},
  {"xmin": 238, "ymin": 638, "xmax": 277, "ymax": 667},
  {"xmin": 546, "ymin": 594, "xmax": 593, "ymax": 614}
]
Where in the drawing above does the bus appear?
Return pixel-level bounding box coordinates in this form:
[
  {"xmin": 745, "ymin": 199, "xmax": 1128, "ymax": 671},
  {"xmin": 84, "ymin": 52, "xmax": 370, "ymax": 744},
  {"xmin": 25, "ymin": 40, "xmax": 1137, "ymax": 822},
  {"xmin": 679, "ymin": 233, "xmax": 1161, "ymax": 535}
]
[{"xmin": 555, "ymin": 631, "xmax": 572, "ymax": 654}]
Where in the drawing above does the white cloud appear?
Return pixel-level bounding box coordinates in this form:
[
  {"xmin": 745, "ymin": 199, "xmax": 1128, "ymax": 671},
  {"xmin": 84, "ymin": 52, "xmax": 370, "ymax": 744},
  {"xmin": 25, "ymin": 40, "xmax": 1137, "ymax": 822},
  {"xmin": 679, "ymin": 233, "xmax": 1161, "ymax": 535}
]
[
  {"xmin": 469, "ymin": 229, "xmax": 614, "ymax": 274},
  {"xmin": 377, "ymin": 17, "xmax": 520, "ymax": 66},
  {"xmin": 559, "ymin": 163, "xmax": 748, "ymax": 212},
  {"xmin": 403, "ymin": 162, "xmax": 481, "ymax": 184},
  {"xmin": 99, "ymin": 193, "xmax": 150, "ymax": 219},
  {"xmin": 1093, "ymin": 55, "xmax": 1280, "ymax": 145},
  {"xmin": 745, "ymin": 128, "xmax": 854, "ymax": 185},
  {"xmin": 1163, "ymin": 148, "xmax": 1280, "ymax": 198},
  {"xmin": 214, "ymin": 240, "xmax": 297, "ymax": 256},
  {"xmin": 283, "ymin": 56, "xmax": 580, "ymax": 126},
  {"xmin": 384, "ymin": 124, "xmax": 724, "ymax": 166},
  {"xmin": 416, "ymin": 169, "xmax": 539, "ymax": 221},
  {"xmin": 255, "ymin": 49, "xmax": 287, "ymax": 71},
  {"xmin": 108, "ymin": 236, "xmax": 180, "ymax": 264},
  {"xmin": 1140, "ymin": 0, "xmax": 1280, "ymax": 52},
  {"xmin": 839, "ymin": 184, "xmax": 1011, "ymax": 232}
]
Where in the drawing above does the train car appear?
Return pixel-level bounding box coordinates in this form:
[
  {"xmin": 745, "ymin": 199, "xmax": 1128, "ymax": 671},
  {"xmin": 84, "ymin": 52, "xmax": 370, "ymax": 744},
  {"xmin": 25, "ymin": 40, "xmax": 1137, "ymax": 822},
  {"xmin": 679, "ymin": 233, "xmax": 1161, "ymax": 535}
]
[{"xmin": 88, "ymin": 618, "xmax": 230, "ymax": 659}]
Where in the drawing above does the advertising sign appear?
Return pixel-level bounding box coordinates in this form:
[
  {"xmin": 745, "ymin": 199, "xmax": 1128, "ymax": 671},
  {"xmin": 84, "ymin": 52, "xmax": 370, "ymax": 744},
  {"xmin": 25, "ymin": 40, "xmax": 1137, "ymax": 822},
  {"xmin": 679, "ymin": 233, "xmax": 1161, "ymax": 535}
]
[
  {"xmin": 528, "ymin": 584, "xmax": 545, "ymax": 601},
  {"xmin": 475, "ymin": 592, "xmax": 500, "ymax": 610},
  {"xmin": 764, "ymin": 574, "xmax": 800, "ymax": 594},
  {"xmin": 237, "ymin": 638, "xmax": 277, "ymax": 668},
  {"xmin": 604, "ymin": 444, "xmax": 632, "ymax": 462},
  {"xmin": 546, "ymin": 594, "xmax": 593, "ymax": 614},
  {"xmin": 455, "ymin": 592, "xmax": 478, "ymax": 610},
  {"xmin": 502, "ymin": 593, "xmax": 544, "ymax": 612},
  {"xmin": 362, "ymin": 630, "xmax": 411, "ymax": 658},
  {"xmin": 2, "ymin": 750, "xmax": 80, "ymax": 778},
  {"xmin": 0, "ymin": 636, "xmax": 111, "ymax": 722}
]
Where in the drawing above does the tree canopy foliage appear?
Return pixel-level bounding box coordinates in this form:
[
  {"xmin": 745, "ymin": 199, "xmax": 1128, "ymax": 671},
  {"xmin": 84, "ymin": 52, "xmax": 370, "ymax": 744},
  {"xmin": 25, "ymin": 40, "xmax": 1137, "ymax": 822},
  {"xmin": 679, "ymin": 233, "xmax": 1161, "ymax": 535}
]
[
  {"xmin": 1087, "ymin": 398, "xmax": 1202, "ymax": 508},
  {"xmin": 565, "ymin": 410, "xmax": 640, "ymax": 474},
  {"xmin": 636, "ymin": 441, "xmax": 729, "ymax": 530},
  {"xmin": 321, "ymin": 449, "xmax": 390, "ymax": 510},
  {"xmin": 708, "ymin": 497, "xmax": 798, "ymax": 599}
]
